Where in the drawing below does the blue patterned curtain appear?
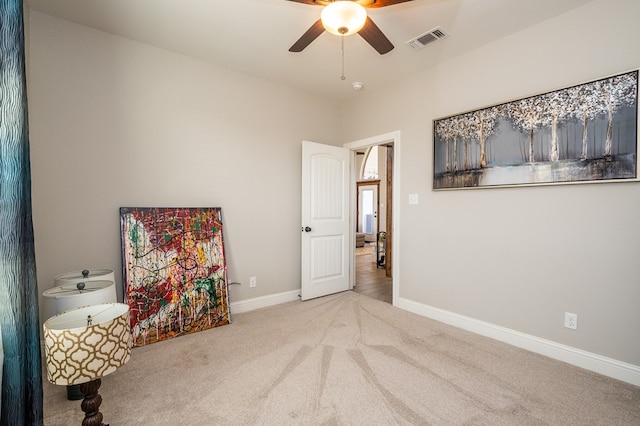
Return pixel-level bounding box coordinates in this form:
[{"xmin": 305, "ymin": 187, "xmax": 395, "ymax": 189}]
[{"xmin": 0, "ymin": 0, "xmax": 44, "ymax": 424}]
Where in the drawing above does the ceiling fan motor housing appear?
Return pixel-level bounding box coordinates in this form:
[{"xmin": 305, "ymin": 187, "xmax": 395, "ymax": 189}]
[{"xmin": 321, "ymin": 1, "xmax": 368, "ymax": 36}]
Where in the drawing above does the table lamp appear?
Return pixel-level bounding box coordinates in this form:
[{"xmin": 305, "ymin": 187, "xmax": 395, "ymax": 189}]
[
  {"xmin": 42, "ymin": 279, "xmax": 117, "ymax": 321},
  {"xmin": 44, "ymin": 268, "xmax": 117, "ymax": 322},
  {"xmin": 43, "ymin": 303, "xmax": 131, "ymax": 426},
  {"xmin": 54, "ymin": 268, "xmax": 115, "ymax": 287},
  {"xmin": 42, "ymin": 269, "xmax": 118, "ymax": 400}
]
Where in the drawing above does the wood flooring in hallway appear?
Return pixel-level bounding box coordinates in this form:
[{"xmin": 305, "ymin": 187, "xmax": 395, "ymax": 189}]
[{"xmin": 353, "ymin": 243, "xmax": 392, "ymax": 304}]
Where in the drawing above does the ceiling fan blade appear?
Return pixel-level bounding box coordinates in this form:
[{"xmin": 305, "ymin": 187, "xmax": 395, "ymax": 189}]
[
  {"xmin": 357, "ymin": 17, "xmax": 394, "ymax": 54},
  {"xmin": 364, "ymin": 0, "xmax": 414, "ymax": 7},
  {"xmin": 289, "ymin": 19, "xmax": 325, "ymax": 52},
  {"xmin": 285, "ymin": 0, "xmax": 325, "ymax": 5}
]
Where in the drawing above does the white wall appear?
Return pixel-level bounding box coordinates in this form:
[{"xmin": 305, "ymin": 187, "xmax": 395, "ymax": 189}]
[
  {"xmin": 26, "ymin": 0, "xmax": 640, "ymax": 381},
  {"xmin": 342, "ymin": 0, "xmax": 640, "ymax": 367},
  {"xmin": 27, "ymin": 12, "xmax": 342, "ymax": 314}
]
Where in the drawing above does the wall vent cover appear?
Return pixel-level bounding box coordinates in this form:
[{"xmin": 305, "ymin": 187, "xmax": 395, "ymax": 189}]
[{"xmin": 405, "ymin": 27, "xmax": 448, "ymax": 49}]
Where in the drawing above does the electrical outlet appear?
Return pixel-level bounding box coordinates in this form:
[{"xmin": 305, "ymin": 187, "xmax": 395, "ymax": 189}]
[
  {"xmin": 249, "ymin": 276, "xmax": 256, "ymax": 288},
  {"xmin": 564, "ymin": 312, "xmax": 578, "ymax": 330}
]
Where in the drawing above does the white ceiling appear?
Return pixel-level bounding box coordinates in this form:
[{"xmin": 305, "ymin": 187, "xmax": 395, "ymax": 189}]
[{"xmin": 27, "ymin": 0, "xmax": 595, "ymax": 103}]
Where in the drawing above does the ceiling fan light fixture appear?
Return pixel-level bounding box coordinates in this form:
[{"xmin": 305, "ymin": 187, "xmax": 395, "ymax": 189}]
[{"xmin": 321, "ymin": 1, "xmax": 367, "ymax": 36}]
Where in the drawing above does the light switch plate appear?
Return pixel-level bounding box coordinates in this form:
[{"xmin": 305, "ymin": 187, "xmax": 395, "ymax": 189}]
[{"xmin": 409, "ymin": 194, "xmax": 419, "ymax": 205}]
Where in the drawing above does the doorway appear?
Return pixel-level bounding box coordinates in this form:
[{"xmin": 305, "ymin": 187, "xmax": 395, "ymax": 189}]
[
  {"xmin": 344, "ymin": 131, "xmax": 399, "ymax": 306},
  {"xmin": 354, "ymin": 148, "xmax": 391, "ymax": 304}
]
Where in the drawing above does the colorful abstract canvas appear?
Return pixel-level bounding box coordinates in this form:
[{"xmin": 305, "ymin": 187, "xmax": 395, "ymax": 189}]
[{"xmin": 120, "ymin": 207, "xmax": 230, "ymax": 346}]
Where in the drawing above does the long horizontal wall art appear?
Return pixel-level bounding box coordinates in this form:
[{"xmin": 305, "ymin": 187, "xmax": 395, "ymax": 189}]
[
  {"xmin": 433, "ymin": 70, "xmax": 638, "ymax": 189},
  {"xmin": 120, "ymin": 207, "xmax": 230, "ymax": 346}
]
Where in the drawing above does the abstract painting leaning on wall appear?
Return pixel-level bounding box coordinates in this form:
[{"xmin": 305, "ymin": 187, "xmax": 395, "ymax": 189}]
[{"xmin": 120, "ymin": 207, "xmax": 230, "ymax": 347}]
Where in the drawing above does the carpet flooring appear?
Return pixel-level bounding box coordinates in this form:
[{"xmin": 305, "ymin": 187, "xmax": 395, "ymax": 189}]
[{"xmin": 43, "ymin": 291, "xmax": 640, "ymax": 425}]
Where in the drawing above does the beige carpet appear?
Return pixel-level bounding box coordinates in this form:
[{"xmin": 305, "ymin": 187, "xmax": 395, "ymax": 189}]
[{"xmin": 43, "ymin": 291, "xmax": 640, "ymax": 425}]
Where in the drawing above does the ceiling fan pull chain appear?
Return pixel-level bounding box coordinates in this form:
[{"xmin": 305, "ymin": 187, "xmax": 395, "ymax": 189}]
[{"xmin": 341, "ymin": 36, "xmax": 346, "ymax": 80}]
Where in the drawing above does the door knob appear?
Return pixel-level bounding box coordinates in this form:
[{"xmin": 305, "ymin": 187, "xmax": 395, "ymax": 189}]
[{"xmin": 303, "ymin": 226, "xmax": 312, "ymax": 232}]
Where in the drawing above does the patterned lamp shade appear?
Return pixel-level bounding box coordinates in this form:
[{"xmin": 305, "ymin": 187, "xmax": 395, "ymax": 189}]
[{"xmin": 43, "ymin": 303, "xmax": 131, "ymax": 386}]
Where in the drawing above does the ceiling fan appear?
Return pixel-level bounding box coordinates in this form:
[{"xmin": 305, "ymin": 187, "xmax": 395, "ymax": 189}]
[{"xmin": 287, "ymin": 0, "xmax": 415, "ymax": 55}]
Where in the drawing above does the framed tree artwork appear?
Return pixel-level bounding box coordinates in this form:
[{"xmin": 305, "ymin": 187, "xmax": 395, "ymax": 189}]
[
  {"xmin": 120, "ymin": 207, "xmax": 230, "ymax": 346},
  {"xmin": 433, "ymin": 70, "xmax": 638, "ymax": 189}
]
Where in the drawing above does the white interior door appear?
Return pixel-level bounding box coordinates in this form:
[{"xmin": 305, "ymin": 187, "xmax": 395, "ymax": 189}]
[
  {"xmin": 301, "ymin": 140, "xmax": 350, "ymax": 301},
  {"xmin": 358, "ymin": 184, "xmax": 378, "ymax": 242}
]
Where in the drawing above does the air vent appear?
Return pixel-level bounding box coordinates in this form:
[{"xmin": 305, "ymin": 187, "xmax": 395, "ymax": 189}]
[{"xmin": 405, "ymin": 27, "xmax": 448, "ymax": 49}]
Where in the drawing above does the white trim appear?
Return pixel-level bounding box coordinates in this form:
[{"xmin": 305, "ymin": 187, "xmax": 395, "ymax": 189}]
[
  {"xmin": 230, "ymin": 290, "xmax": 300, "ymax": 315},
  {"xmin": 398, "ymin": 297, "xmax": 640, "ymax": 387},
  {"xmin": 344, "ymin": 130, "xmax": 401, "ymax": 306}
]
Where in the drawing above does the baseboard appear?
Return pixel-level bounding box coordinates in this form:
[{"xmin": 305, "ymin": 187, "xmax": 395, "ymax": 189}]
[
  {"xmin": 229, "ymin": 290, "xmax": 300, "ymax": 315},
  {"xmin": 397, "ymin": 297, "xmax": 640, "ymax": 387}
]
